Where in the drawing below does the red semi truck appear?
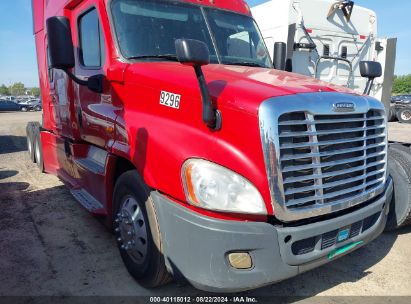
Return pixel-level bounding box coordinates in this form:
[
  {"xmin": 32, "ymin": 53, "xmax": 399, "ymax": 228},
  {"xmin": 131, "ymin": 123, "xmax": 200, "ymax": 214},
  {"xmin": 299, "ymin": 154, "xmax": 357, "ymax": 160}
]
[{"xmin": 29, "ymin": 0, "xmax": 393, "ymax": 292}]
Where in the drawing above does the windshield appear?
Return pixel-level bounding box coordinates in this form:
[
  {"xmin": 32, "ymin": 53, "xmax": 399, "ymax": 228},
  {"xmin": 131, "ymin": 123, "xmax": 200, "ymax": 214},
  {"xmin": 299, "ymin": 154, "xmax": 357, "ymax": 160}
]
[{"xmin": 110, "ymin": 0, "xmax": 272, "ymax": 68}]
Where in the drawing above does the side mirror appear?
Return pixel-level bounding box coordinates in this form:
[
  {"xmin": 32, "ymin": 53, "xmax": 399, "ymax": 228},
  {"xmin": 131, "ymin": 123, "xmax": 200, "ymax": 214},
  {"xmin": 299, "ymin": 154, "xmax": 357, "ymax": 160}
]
[
  {"xmin": 46, "ymin": 16, "xmax": 103, "ymax": 93},
  {"xmin": 360, "ymin": 61, "xmax": 382, "ymax": 95},
  {"xmin": 273, "ymin": 42, "xmax": 287, "ymax": 71},
  {"xmin": 46, "ymin": 16, "xmax": 75, "ymax": 70},
  {"xmin": 175, "ymin": 39, "xmax": 210, "ymax": 67},
  {"xmin": 360, "ymin": 61, "xmax": 382, "ymax": 79},
  {"xmin": 175, "ymin": 39, "xmax": 221, "ymax": 130}
]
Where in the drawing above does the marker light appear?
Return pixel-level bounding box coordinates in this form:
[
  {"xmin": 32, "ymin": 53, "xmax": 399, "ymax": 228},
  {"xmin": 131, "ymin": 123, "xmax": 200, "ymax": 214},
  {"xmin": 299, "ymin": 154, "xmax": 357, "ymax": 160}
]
[{"xmin": 182, "ymin": 159, "xmax": 267, "ymax": 215}]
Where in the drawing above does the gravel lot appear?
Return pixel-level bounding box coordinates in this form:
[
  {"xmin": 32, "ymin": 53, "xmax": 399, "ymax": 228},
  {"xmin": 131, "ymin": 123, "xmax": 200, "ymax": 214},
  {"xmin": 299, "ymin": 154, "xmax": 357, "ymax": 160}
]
[
  {"xmin": 389, "ymin": 121, "xmax": 411, "ymax": 144},
  {"xmin": 1, "ymin": 111, "xmax": 411, "ymax": 300}
]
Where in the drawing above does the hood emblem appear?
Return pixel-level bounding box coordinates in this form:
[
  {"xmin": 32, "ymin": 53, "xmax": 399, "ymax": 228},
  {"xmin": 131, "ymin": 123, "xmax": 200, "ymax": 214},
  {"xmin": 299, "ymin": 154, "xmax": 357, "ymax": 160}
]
[{"xmin": 332, "ymin": 102, "xmax": 356, "ymax": 112}]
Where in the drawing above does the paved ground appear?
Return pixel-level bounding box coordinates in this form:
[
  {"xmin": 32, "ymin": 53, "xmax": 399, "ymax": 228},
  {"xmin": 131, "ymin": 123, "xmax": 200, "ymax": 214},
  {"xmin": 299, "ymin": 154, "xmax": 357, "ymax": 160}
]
[
  {"xmin": 1, "ymin": 111, "xmax": 411, "ymax": 300},
  {"xmin": 389, "ymin": 121, "xmax": 411, "ymax": 144}
]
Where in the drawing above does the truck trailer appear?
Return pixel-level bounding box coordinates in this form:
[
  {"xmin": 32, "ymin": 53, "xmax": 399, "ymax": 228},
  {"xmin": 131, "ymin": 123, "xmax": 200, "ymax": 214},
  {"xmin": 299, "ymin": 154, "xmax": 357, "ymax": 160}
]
[
  {"xmin": 29, "ymin": 0, "xmax": 393, "ymax": 292},
  {"xmin": 251, "ymin": 0, "xmax": 397, "ymax": 114}
]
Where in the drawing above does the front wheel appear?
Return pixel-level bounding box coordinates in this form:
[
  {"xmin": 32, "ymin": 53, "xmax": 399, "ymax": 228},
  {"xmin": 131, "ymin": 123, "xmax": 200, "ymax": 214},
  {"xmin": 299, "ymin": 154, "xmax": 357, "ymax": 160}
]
[
  {"xmin": 21, "ymin": 106, "xmax": 28, "ymax": 112},
  {"xmin": 397, "ymin": 108, "xmax": 411, "ymax": 124},
  {"xmin": 385, "ymin": 145, "xmax": 411, "ymax": 231},
  {"xmin": 113, "ymin": 170, "xmax": 171, "ymax": 288}
]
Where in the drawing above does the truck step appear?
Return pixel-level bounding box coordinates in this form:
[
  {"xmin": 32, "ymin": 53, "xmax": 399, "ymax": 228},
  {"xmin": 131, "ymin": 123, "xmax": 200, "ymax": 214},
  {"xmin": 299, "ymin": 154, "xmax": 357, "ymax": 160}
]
[
  {"xmin": 73, "ymin": 146, "xmax": 108, "ymax": 175},
  {"xmin": 70, "ymin": 188, "xmax": 106, "ymax": 215},
  {"xmin": 74, "ymin": 158, "xmax": 105, "ymax": 175}
]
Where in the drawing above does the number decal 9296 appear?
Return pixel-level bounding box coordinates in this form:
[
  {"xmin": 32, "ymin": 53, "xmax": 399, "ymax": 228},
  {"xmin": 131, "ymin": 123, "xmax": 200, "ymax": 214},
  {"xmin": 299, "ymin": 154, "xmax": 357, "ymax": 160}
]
[{"xmin": 160, "ymin": 91, "xmax": 181, "ymax": 109}]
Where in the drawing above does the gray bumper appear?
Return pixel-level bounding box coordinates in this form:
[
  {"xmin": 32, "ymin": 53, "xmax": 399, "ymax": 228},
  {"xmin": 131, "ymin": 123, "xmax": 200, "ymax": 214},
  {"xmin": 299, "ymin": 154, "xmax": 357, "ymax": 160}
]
[{"xmin": 152, "ymin": 178, "xmax": 393, "ymax": 293}]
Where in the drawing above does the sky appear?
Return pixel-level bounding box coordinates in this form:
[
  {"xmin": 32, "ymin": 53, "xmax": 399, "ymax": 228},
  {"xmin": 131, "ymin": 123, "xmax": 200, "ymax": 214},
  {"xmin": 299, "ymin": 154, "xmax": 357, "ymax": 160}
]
[{"xmin": 0, "ymin": 0, "xmax": 410, "ymax": 88}]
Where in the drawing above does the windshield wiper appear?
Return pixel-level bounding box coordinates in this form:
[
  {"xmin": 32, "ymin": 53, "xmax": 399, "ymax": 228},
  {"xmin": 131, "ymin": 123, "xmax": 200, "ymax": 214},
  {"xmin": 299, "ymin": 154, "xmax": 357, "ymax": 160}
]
[
  {"xmin": 127, "ymin": 54, "xmax": 178, "ymax": 61},
  {"xmin": 224, "ymin": 61, "xmax": 266, "ymax": 68}
]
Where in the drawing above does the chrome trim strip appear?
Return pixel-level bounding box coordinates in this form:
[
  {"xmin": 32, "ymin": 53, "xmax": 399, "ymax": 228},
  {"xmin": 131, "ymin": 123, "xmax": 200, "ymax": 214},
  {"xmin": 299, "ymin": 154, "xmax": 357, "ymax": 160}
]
[{"xmin": 259, "ymin": 92, "xmax": 388, "ymax": 222}]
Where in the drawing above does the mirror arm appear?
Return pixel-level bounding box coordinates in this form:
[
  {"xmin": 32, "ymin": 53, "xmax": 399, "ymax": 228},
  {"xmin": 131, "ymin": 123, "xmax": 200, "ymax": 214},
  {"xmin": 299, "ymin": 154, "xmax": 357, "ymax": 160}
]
[
  {"xmin": 63, "ymin": 69, "xmax": 103, "ymax": 93},
  {"xmin": 64, "ymin": 69, "xmax": 88, "ymax": 86},
  {"xmin": 363, "ymin": 78, "xmax": 375, "ymax": 95},
  {"xmin": 175, "ymin": 38, "xmax": 221, "ymax": 130},
  {"xmin": 194, "ymin": 65, "xmax": 221, "ymax": 130}
]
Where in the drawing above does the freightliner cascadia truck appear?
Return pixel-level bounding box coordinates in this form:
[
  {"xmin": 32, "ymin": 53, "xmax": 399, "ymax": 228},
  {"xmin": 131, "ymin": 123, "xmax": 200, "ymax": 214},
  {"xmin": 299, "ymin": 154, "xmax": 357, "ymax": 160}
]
[{"xmin": 29, "ymin": 0, "xmax": 393, "ymax": 292}]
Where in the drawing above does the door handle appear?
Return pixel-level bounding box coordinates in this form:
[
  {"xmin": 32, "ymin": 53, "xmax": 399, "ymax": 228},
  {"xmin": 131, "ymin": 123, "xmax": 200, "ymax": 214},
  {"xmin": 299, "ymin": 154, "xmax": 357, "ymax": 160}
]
[
  {"xmin": 64, "ymin": 140, "xmax": 71, "ymax": 157},
  {"xmin": 77, "ymin": 108, "xmax": 83, "ymax": 128}
]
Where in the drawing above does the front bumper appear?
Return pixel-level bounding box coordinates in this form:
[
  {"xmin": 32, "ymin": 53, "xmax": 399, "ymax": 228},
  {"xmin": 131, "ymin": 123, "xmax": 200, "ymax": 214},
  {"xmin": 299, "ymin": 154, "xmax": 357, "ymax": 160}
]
[{"xmin": 152, "ymin": 178, "xmax": 393, "ymax": 293}]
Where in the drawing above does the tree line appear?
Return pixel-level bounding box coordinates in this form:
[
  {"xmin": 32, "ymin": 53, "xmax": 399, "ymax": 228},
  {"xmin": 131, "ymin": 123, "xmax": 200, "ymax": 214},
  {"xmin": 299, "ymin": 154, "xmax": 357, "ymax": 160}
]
[
  {"xmin": 392, "ymin": 75, "xmax": 411, "ymax": 95},
  {"xmin": 0, "ymin": 82, "xmax": 40, "ymax": 97}
]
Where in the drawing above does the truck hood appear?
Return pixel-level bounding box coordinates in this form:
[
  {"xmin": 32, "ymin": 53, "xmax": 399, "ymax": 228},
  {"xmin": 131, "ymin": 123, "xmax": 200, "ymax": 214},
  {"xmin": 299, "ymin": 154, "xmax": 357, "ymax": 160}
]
[{"xmin": 124, "ymin": 62, "xmax": 357, "ymax": 115}]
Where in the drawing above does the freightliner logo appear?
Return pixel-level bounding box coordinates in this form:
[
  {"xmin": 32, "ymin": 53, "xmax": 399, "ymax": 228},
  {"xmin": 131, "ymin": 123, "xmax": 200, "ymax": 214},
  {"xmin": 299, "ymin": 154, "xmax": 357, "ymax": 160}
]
[{"xmin": 332, "ymin": 102, "xmax": 356, "ymax": 112}]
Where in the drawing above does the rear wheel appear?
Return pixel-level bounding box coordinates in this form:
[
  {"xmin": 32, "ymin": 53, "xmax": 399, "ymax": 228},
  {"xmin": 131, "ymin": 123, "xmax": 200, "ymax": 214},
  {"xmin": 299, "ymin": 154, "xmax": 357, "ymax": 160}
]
[
  {"xmin": 388, "ymin": 106, "xmax": 396, "ymax": 122},
  {"xmin": 385, "ymin": 145, "xmax": 411, "ymax": 231},
  {"xmin": 26, "ymin": 123, "xmax": 36, "ymax": 163},
  {"xmin": 34, "ymin": 132, "xmax": 44, "ymax": 173},
  {"xmin": 397, "ymin": 108, "xmax": 411, "ymax": 124},
  {"xmin": 113, "ymin": 170, "xmax": 171, "ymax": 288}
]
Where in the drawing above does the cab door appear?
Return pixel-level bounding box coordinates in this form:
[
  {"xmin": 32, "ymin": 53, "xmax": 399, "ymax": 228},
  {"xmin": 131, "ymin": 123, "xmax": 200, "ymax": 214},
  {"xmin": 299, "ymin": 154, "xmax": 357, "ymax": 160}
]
[{"xmin": 73, "ymin": 6, "xmax": 111, "ymax": 148}]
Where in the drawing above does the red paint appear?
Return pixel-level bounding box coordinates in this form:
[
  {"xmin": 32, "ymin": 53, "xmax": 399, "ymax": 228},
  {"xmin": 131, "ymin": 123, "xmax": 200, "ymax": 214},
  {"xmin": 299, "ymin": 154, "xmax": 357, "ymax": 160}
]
[
  {"xmin": 182, "ymin": 0, "xmax": 251, "ymax": 15},
  {"xmin": 360, "ymin": 35, "xmax": 367, "ymax": 40},
  {"xmin": 306, "ymin": 28, "xmax": 313, "ymax": 33},
  {"xmin": 32, "ymin": 0, "xmax": 358, "ymax": 223},
  {"xmin": 32, "ymin": 0, "xmax": 44, "ymax": 34}
]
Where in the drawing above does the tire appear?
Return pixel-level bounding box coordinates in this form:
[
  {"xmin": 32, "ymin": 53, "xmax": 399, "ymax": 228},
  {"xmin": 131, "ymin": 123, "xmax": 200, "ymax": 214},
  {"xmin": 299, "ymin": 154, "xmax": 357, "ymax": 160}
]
[
  {"xmin": 21, "ymin": 106, "xmax": 28, "ymax": 112},
  {"xmin": 385, "ymin": 145, "xmax": 411, "ymax": 231},
  {"xmin": 112, "ymin": 170, "xmax": 171, "ymax": 288},
  {"xmin": 388, "ymin": 106, "xmax": 396, "ymax": 122},
  {"xmin": 34, "ymin": 131, "xmax": 44, "ymax": 173},
  {"xmin": 35, "ymin": 106, "xmax": 42, "ymax": 112},
  {"xmin": 396, "ymin": 107, "xmax": 411, "ymax": 124},
  {"xmin": 26, "ymin": 123, "xmax": 36, "ymax": 163}
]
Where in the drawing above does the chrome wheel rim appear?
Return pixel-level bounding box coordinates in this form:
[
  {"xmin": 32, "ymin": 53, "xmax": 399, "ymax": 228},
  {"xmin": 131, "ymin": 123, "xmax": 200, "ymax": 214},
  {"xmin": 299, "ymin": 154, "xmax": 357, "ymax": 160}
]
[
  {"xmin": 35, "ymin": 140, "xmax": 41, "ymax": 163},
  {"xmin": 401, "ymin": 110, "xmax": 411, "ymax": 121},
  {"xmin": 115, "ymin": 196, "xmax": 148, "ymax": 264},
  {"xmin": 27, "ymin": 137, "xmax": 32, "ymax": 155}
]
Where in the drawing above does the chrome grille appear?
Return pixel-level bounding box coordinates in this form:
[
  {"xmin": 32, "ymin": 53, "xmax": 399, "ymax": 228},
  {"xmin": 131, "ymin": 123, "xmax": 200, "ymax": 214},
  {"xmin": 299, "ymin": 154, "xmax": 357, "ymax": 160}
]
[{"xmin": 278, "ymin": 110, "xmax": 386, "ymax": 210}]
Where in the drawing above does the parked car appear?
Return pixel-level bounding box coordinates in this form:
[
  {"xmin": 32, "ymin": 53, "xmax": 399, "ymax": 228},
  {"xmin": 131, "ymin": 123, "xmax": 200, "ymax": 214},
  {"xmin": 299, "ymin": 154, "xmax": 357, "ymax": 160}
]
[
  {"xmin": 28, "ymin": 100, "xmax": 42, "ymax": 111},
  {"xmin": 17, "ymin": 99, "xmax": 33, "ymax": 105},
  {"xmin": 0, "ymin": 100, "xmax": 28, "ymax": 112},
  {"xmin": 391, "ymin": 95, "xmax": 411, "ymax": 123},
  {"xmin": 2, "ymin": 96, "xmax": 17, "ymax": 102},
  {"xmin": 391, "ymin": 95, "xmax": 411, "ymax": 103},
  {"xmin": 9, "ymin": 99, "xmax": 42, "ymax": 111}
]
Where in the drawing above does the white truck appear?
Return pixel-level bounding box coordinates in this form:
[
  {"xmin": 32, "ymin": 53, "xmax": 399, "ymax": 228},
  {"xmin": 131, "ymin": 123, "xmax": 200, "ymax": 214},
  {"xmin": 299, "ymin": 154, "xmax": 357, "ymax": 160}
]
[{"xmin": 251, "ymin": 0, "xmax": 396, "ymax": 114}]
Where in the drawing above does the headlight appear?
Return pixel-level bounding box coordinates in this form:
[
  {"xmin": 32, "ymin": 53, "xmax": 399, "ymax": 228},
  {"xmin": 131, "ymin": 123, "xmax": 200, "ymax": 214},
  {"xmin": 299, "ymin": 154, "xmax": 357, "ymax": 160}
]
[{"xmin": 182, "ymin": 159, "xmax": 267, "ymax": 215}]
